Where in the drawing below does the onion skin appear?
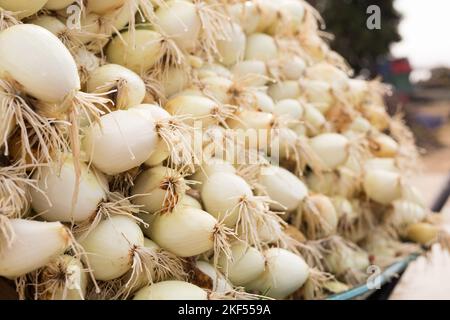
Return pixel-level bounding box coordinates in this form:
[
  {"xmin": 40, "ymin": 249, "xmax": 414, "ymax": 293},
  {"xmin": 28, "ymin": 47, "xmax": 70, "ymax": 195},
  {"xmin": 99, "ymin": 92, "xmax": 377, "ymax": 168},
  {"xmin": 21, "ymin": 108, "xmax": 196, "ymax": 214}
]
[
  {"xmin": 0, "ymin": 24, "xmax": 80, "ymax": 103},
  {"xmin": 0, "ymin": 219, "xmax": 70, "ymax": 278},
  {"xmin": 133, "ymin": 281, "xmax": 207, "ymax": 300},
  {"xmin": 30, "ymin": 158, "xmax": 107, "ymax": 223}
]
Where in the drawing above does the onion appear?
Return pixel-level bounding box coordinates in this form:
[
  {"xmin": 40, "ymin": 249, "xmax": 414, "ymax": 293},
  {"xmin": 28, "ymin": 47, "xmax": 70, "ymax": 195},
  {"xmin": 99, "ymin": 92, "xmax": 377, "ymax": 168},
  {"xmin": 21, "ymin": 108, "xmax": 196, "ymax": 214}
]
[
  {"xmin": 303, "ymin": 103, "xmax": 327, "ymax": 135},
  {"xmin": 257, "ymin": 165, "xmax": 308, "ymax": 212},
  {"xmin": 131, "ymin": 104, "xmax": 196, "ymax": 169},
  {"xmin": 363, "ymin": 169, "xmax": 402, "ymax": 205},
  {"xmin": 133, "ymin": 280, "xmax": 207, "ymax": 300},
  {"xmin": 45, "ymin": 0, "xmax": 77, "ymax": 10},
  {"xmin": 190, "ymin": 158, "xmax": 236, "ymax": 190},
  {"xmin": 86, "ymin": 0, "xmax": 127, "ymax": 14},
  {"xmin": 149, "ymin": 205, "xmax": 233, "ymax": 258},
  {"xmin": 231, "ymin": 60, "xmax": 268, "ymax": 87},
  {"xmin": 267, "ymin": 81, "xmax": 301, "ymax": 101},
  {"xmin": 300, "ymin": 79, "xmax": 333, "ymax": 113},
  {"xmin": 30, "ymin": 157, "xmax": 107, "ymax": 223},
  {"xmin": 106, "ymin": 29, "xmax": 163, "ymax": 74},
  {"xmin": 253, "ymin": 91, "xmax": 275, "ymax": 113},
  {"xmin": 131, "ymin": 166, "xmax": 188, "ymax": 214},
  {"xmin": 0, "ymin": 0, "xmax": 47, "ymax": 19},
  {"xmin": 34, "ymin": 255, "xmax": 88, "ymax": 300},
  {"xmin": 274, "ymin": 99, "xmax": 304, "ymax": 123},
  {"xmin": 246, "ymin": 248, "xmax": 310, "ymax": 299},
  {"xmin": 217, "ymin": 23, "xmax": 246, "ymax": 66},
  {"xmin": 86, "ymin": 64, "xmax": 146, "ymax": 110},
  {"xmin": 405, "ymin": 223, "xmax": 439, "ymax": 245},
  {"xmin": 245, "ymin": 33, "xmax": 278, "ymax": 61},
  {"xmin": 305, "ymin": 62, "xmax": 349, "ymax": 91},
  {"xmin": 368, "ymin": 133, "xmax": 399, "ymax": 158},
  {"xmin": 83, "ymin": 109, "xmax": 158, "ymax": 175},
  {"xmin": 267, "ymin": 0, "xmax": 305, "ymax": 35},
  {"xmin": 229, "ymin": 2, "xmax": 261, "ymax": 34},
  {"xmin": 217, "ymin": 242, "xmax": 265, "ymax": 286},
  {"xmin": 297, "ymin": 194, "xmax": 338, "ymax": 239},
  {"xmin": 201, "ymin": 172, "xmax": 253, "ymax": 226},
  {"xmin": 0, "ymin": 24, "xmax": 109, "ymax": 163},
  {"xmin": 154, "ymin": 0, "xmax": 201, "ymax": 52},
  {"xmin": 386, "ymin": 200, "xmax": 427, "ymax": 231},
  {"xmin": 194, "ymin": 260, "xmax": 233, "ymax": 293},
  {"xmin": 160, "ymin": 67, "xmax": 190, "ymax": 97},
  {"xmin": 0, "ymin": 219, "xmax": 70, "ymax": 278},
  {"xmin": 364, "ymin": 158, "xmax": 398, "ymax": 173},
  {"xmin": 198, "ymin": 63, "xmax": 232, "ymax": 80},
  {"xmin": 309, "ymin": 133, "xmax": 349, "ymax": 170},
  {"xmin": 165, "ymin": 94, "xmax": 235, "ymax": 127},
  {"xmin": 322, "ymin": 237, "xmax": 369, "ymax": 282},
  {"xmin": 179, "ymin": 195, "xmax": 202, "ymax": 209},
  {"xmin": 279, "ymin": 56, "xmax": 306, "ymax": 81}
]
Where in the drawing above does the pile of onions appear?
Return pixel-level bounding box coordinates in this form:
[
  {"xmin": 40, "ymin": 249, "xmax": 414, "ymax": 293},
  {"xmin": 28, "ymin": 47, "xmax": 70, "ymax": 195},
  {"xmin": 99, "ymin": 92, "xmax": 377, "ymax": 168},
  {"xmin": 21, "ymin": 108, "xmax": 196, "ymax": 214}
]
[{"xmin": 0, "ymin": 0, "xmax": 431, "ymax": 301}]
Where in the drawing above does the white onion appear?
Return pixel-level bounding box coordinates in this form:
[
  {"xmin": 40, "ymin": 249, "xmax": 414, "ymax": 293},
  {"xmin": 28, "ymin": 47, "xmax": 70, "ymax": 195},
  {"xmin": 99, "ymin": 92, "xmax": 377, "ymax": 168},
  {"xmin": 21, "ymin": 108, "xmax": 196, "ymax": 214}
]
[
  {"xmin": 309, "ymin": 133, "xmax": 349, "ymax": 170},
  {"xmin": 303, "ymin": 103, "xmax": 327, "ymax": 135},
  {"xmin": 274, "ymin": 99, "xmax": 304, "ymax": 123},
  {"xmin": 306, "ymin": 63, "xmax": 349, "ymax": 91},
  {"xmin": 84, "ymin": 109, "xmax": 158, "ymax": 175},
  {"xmin": 0, "ymin": 219, "xmax": 70, "ymax": 278},
  {"xmin": 30, "ymin": 157, "xmax": 107, "ymax": 223},
  {"xmin": 79, "ymin": 215, "xmax": 143, "ymax": 281},
  {"xmin": 86, "ymin": 0, "xmax": 127, "ymax": 14},
  {"xmin": 160, "ymin": 67, "xmax": 189, "ymax": 97},
  {"xmin": 190, "ymin": 158, "xmax": 236, "ymax": 190},
  {"xmin": 246, "ymin": 248, "xmax": 309, "ymax": 299},
  {"xmin": 280, "ymin": 56, "xmax": 306, "ymax": 80},
  {"xmin": 0, "ymin": 24, "xmax": 80, "ymax": 103},
  {"xmin": 45, "ymin": 0, "xmax": 76, "ymax": 10},
  {"xmin": 106, "ymin": 29, "xmax": 163, "ymax": 73},
  {"xmin": 245, "ymin": 33, "xmax": 277, "ymax": 61},
  {"xmin": 0, "ymin": 0, "xmax": 47, "ymax": 19},
  {"xmin": 86, "ymin": 64, "xmax": 146, "ymax": 110},
  {"xmin": 231, "ymin": 60, "xmax": 268, "ymax": 86},
  {"xmin": 300, "ymin": 79, "xmax": 334, "ymax": 114},
  {"xmin": 133, "ymin": 281, "xmax": 207, "ymax": 300},
  {"xmin": 267, "ymin": 81, "xmax": 301, "ymax": 101},
  {"xmin": 258, "ymin": 165, "xmax": 308, "ymax": 212},
  {"xmin": 149, "ymin": 206, "xmax": 220, "ymax": 257},
  {"xmin": 253, "ymin": 91, "xmax": 275, "ymax": 113},
  {"xmin": 201, "ymin": 172, "xmax": 253, "ymax": 226},
  {"xmin": 154, "ymin": 0, "xmax": 201, "ymax": 52},
  {"xmin": 131, "ymin": 166, "xmax": 188, "ymax": 214},
  {"xmin": 217, "ymin": 242, "xmax": 265, "ymax": 286},
  {"xmin": 368, "ymin": 133, "xmax": 399, "ymax": 158},
  {"xmin": 36, "ymin": 255, "xmax": 88, "ymax": 300},
  {"xmin": 363, "ymin": 169, "xmax": 402, "ymax": 205},
  {"xmin": 229, "ymin": 2, "xmax": 261, "ymax": 34},
  {"xmin": 195, "ymin": 261, "xmax": 233, "ymax": 293},
  {"xmin": 217, "ymin": 23, "xmax": 246, "ymax": 66}
]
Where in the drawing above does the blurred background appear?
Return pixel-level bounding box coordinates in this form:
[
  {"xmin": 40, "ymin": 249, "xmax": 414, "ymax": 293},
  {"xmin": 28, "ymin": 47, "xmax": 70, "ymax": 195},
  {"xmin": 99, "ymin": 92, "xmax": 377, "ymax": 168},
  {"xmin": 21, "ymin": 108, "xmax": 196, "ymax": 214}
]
[
  {"xmin": 307, "ymin": 0, "xmax": 450, "ymax": 299},
  {"xmin": 308, "ymin": 0, "xmax": 450, "ymax": 218}
]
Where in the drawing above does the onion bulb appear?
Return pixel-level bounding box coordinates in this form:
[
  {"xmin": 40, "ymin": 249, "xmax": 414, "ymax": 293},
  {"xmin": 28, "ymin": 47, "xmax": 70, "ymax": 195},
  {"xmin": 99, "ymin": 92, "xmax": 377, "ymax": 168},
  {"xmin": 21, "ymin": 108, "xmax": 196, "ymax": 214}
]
[
  {"xmin": 193, "ymin": 260, "xmax": 233, "ymax": 293},
  {"xmin": 190, "ymin": 158, "xmax": 236, "ymax": 190},
  {"xmin": 0, "ymin": 219, "xmax": 70, "ymax": 278},
  {"xmin": 246, "ymin": 248, "xmax": 310, "ymax": 299},
  {"xmin": 106, "ymin": 29, "xmax": 163, "ymax": 73},
  {"xmin": 149, "ymin": 205, "xmax": 233, "ymax": 258},
  {"xmin": 309, "ymin": 133, "xmax": 350, "ymax": 170},
  {"xmin": 84, "ymin": 109, "xmax": 158, "ymax": 175},
  {"xmin": 232, "ymin": 60, "xmax": 268, "ymax": 87},
  {"xmin": 87, "ymin": 64, "xmax": 146, "ymax": 110},
  {"xmin": 30, "ymin": 157, "xmax": 107, "ymax": 223},
  {"xmin": 257, "ymin": 165, "xmax": 308, "ymax": 212},
  {"xmin": 133, "ymin": 281, "xmax": 207, "ymax": 300},
  {"xmin": 217, "ymin": 23, "xmax": 246, "ymax": 66},
  {"xmin": 245, "ymin": 33, "xmax": 278, "ymax": 61},
  {"xmin": 363, "ymin": 169, "xmax": 402, "ymax": 205},
  {"xmin": 217, "ymin": 242, "xmax": 265, "ymax": 286},
  {"xmin": 131, "ymin": 166, "xmax": 188, "ymax": 214},
  {"xmin": 267, "ymin": 81, "xmax": 301, "ymax": 101},
  {"xmin": 34, "ymin": 255, "xmax": 88, "ymax": 300},
  {"xmin": 297, "ymin": 194, "xmax": 338, "ymax": 239},
  {"xmin": 0, "ymin": 0, "xmax": 47, "ymax": 19}
]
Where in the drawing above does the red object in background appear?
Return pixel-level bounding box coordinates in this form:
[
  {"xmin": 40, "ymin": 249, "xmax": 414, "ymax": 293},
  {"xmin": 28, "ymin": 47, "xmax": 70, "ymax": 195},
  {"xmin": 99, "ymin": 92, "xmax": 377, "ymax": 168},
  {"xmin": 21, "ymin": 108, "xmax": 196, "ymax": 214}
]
[{"xmin": 391, "ymin": 58, "xmax": 412, "ymax": 75}]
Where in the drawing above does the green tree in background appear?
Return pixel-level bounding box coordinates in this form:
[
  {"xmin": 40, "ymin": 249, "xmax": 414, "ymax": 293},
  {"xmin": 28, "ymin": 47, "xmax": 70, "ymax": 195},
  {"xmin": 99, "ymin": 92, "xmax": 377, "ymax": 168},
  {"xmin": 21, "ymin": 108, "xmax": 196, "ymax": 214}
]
[{"xmin": 308, "ymin": 0, "xmax": 402, "ymax": 76}]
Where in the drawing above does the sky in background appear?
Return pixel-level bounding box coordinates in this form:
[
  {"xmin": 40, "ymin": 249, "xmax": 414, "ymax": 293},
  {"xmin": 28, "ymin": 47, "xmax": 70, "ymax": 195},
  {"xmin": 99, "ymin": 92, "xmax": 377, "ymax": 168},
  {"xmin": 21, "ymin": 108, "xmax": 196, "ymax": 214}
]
[{"xmin": 391, "ymin": 0, "xmax": 450, "ymax": 76}]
